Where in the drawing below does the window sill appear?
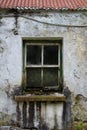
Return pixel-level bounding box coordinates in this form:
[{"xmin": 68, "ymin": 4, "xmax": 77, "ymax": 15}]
[{"xmin": 15, "ymin": 94, "xmax": 66, "ymax": 102}]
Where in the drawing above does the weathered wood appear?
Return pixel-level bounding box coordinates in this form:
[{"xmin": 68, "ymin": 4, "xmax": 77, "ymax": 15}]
[{"xmin": 15, "ymin": 95, "xmax": 66, "ymax": 102}]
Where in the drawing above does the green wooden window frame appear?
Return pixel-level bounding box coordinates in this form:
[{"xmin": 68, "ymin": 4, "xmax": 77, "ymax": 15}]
[{"xmin": 22, "ymin": 39, "xmax": 63, "ymax": 92}]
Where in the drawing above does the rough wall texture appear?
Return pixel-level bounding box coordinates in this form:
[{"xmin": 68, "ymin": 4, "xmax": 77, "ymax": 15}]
[
  {"xmin": 0, "ymin": 10, "xmax": 87, "ymax": 129},
  {"xmin": 16, "ymin": 101, "xmax": 63, "ymax": 130}
]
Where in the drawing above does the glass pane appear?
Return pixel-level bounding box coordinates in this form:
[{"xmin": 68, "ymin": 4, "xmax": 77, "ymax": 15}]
[
  {"xmin": 26, "ymin": 46, "xmax": 41, "ymax": 65},
  {"xmin": 44, "ymin": 46, "xmax": 58, "ymax": 65},
  {"xmin": 26, "ymin": 68, "xmax": 41, "ymax": 87},
  {"xmin": 43, "ymin": 68, "xmax": 58, "ymax": 87}
]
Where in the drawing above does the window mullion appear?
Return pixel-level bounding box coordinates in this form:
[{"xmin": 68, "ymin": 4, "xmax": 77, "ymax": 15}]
[
  {"xmin": 25, "ymin": 45, "xmax": 27, "ymax": 87},
  {"xmin": 25, "ymin": 45, "xmax": 27, "ymax": 68},
  {"xmin": 58, "ymin": 45, "xmax": 60, "ymax": 67},
  {"xmin": 42, "ymin": 45, "xmax": 44, "ymax": 66},
  {"xmin": 58, "ymin": 45, "xmax": 59, "ymax": 86},
  {"xmin": 41, "ymin": 45, "xmax": 44, "ymax": 87}
]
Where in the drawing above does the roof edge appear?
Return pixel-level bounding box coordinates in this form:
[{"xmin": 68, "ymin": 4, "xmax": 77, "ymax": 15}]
[{"xmin": 0, "ymin": 7, "xmax": 87, "ymax": 11}]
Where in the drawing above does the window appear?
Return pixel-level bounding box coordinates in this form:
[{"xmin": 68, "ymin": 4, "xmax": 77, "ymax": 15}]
[{"xmin": 23, "ymin": 39, "xmax": 63, "ymax": 92}]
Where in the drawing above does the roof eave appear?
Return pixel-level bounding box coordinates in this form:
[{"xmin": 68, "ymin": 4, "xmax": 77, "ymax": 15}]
[{"xmin": 0, "ymin": 7, "xmax": 87, "ymax": 11}]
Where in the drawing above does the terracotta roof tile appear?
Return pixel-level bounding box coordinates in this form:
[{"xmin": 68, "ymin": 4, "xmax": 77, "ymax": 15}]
[{"xmin": 0, "ymin": 0, "xmax": 87, "ymax": 10}]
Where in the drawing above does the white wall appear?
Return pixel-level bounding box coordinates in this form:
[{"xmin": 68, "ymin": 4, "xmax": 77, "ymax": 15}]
[{"xmin": 0, "ymin": 10, "xmax": 87, "ymax": 126}]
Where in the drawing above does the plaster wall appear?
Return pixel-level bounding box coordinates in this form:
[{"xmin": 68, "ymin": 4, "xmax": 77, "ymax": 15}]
[{"xmin": 0, "ymin": 10, "xmax": 87, "ymax": 128}]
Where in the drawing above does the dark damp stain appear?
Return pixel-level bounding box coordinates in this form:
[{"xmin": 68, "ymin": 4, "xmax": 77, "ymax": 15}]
[
  {"xmin": 10, "ymin": 86, "xmax": 22, "ymax": 99},
  {"xmin": 16, "ymin": 100, "xmax": 66, "ymax": 130},
  {"xmin": 54, "ymin": 114, "xmax": 59, "ymax": 129},
  {"xmin": 28, "ymin": 102, "xmax": 34, "ymax": 128},
  {"xmin": 36, "ymin": 102, "xmax": 41, "ymax": 127},
  {"xmin": 16, "ymin": 102, "xmax": 21, "ymax": 127},
  {"xmin": 39, "ymin": 121, "xmax": 49, "ymax": 130},
  {"xmin": 23, "ymin": 102, "xmax": 27, "ymax": 128},
  {"xmin": 63, "ymin": 86, "xmax": 73, "ymax": 130}
]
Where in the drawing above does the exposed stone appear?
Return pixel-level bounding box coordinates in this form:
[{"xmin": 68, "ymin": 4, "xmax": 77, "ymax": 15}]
[{"xmin": 73, "ymin": 94, "xmax": 87, "ymax": 122}]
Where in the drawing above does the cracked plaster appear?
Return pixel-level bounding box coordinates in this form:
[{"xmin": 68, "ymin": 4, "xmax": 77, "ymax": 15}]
[{"xmin": 0, "ymin": 10, "xmax": 87, "ymax": 128}]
